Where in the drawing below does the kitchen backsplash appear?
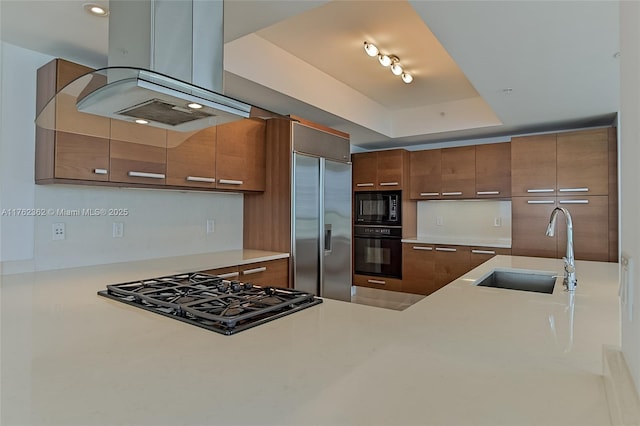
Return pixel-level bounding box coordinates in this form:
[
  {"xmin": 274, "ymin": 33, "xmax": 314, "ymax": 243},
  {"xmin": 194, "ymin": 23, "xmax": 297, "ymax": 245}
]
[{"xmin": 416, "ymin": 200, "xmax": 512, "ymax": 245}]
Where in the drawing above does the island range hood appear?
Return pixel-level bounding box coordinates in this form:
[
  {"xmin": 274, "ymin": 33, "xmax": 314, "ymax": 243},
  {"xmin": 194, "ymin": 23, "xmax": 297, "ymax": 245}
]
[{"xmin": 76, "ymin": 0, "xmax": 265, "ymax": 132}]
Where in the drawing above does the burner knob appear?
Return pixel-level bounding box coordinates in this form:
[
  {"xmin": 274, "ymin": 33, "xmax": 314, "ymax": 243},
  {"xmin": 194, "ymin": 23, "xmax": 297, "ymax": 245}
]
[
  {"xmin": 264, "ymin": 287, "xmax": 276, "ymax": 296},
  {"xmin": 230, "ymin": 282, "xmax": 243, "ymax": 293},
  {"xmin": 243, "ymin": 282, "xmax": 253, "ymax": 290},
  {"xmin": 217, "ymin": 282, "xmax": 229, "ymax": 292}
]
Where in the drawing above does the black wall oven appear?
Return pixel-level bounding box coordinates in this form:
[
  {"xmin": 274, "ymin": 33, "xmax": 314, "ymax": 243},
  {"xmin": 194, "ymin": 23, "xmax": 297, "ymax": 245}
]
[
  {"xmin": 354, "ymin": 191, "xmax": 401, "ymax": 226},
  {"xmin": 353, "ymin": 225, "xmax": 402, "ymax": 279}
]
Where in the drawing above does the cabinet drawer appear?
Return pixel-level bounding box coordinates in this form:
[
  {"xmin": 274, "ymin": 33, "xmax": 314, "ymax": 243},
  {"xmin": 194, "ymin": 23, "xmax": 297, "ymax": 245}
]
[
  {"xmin": 239, "ymin": 258, "xmax": 289, "ymax": 287},
  {"xmin": 200, "ymin": 266, "xmax": 240, "ymax": 280},
  {"xmin": 353, "ymin": 274, "xmax": 403, "ymax": 292},
  {"xmin": 469, "ymin": 247, "xmax": 512, "ymax": 268}
]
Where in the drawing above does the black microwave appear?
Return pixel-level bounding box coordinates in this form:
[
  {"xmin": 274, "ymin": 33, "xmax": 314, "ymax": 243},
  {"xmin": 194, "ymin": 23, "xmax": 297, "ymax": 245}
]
[{"xmin": 354, "ymin": 191, "xmax": 401, "ymax": 226}]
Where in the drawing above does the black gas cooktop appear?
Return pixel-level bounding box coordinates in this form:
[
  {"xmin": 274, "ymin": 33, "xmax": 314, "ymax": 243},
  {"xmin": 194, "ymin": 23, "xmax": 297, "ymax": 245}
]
[{"xmin": 98, "ymin": 272, "xmax": 322, "ymax": 335}]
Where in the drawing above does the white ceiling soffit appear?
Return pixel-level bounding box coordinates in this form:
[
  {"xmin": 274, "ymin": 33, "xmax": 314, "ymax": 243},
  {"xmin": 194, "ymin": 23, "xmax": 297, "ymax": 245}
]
[{"xmin": 224, "ymin": 0, "xmax": 502, "ymax": 142}]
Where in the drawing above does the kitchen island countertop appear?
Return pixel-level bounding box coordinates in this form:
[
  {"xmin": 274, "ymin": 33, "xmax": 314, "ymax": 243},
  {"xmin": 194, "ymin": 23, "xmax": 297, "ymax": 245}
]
[{"xmin": 0, "ymin": 254, "xmax": 620, "ymax": 426}]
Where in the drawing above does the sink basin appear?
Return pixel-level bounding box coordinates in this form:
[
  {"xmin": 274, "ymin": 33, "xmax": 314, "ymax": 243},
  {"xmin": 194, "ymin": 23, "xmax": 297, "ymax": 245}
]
[{"xmin": 475, "ymin": 270, "xmax": 557, "ymax": 294}]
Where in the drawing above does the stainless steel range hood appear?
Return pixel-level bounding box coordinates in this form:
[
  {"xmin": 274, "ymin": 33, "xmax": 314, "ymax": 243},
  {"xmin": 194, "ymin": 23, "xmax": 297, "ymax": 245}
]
[{"xmin": 75, "ymin": 0, "xmax": 262, "ymax": 131}]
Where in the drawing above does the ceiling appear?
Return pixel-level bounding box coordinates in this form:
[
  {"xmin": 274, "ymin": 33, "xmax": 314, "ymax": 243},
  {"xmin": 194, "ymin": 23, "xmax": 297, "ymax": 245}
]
[{"xmin": 0, "ymin": 0, "xmax": 620, "ymax": 149}]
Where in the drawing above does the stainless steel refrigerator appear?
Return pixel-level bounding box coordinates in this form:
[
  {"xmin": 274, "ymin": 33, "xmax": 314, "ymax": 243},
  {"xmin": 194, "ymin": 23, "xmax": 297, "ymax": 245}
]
[{"xmin": 291, "ymin": 123, "xmax": 352, "ymax": 302}]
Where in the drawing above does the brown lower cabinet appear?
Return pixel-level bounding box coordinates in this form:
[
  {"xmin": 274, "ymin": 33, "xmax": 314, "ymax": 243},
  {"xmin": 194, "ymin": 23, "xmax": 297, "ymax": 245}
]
[
  {"xmin": 401, "ymin": 243, "xmax": 510, "ymax": 296},
  {"xmin": 201, "ymin": 258, "xmax": 289, "ymax": 288},
  {"xmin": 353, "ymin": 274, "xmax": 403, "ymax": 292}
]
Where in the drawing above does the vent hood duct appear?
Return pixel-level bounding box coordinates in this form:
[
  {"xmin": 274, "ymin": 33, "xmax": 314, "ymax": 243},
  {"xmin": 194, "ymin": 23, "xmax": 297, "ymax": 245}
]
[{"xmin": 76, "ymin": 0, "xmax": 263, "ymax": 131}]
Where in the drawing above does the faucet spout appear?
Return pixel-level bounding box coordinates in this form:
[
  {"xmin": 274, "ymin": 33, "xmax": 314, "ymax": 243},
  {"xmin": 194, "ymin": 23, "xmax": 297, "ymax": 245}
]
[{"xmin": 546, "ymin": 207, "xmax": 577, "ymax": 291}]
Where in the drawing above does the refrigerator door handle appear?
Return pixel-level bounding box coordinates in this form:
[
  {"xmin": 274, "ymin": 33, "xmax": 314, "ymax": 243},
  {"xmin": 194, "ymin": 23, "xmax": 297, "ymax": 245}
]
[{"xmin": 324, "ymin": 223, "xmax": 332, "ymax": 254}]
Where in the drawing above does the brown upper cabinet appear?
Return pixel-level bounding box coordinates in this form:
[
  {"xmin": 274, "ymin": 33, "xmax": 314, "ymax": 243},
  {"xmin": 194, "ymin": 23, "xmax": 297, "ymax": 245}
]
[
  {"xmin": 511, "ymin": 129, "xmax": 609, "ymax": 197},
  {"xmin": 475, "ymin": 142, "xmax": 511, "ymax": 198},
  {"xmin": 409, "ymin": 149, "xmax": 441, "ymax": 199},
  {"xmin": 35, "ymin": 59, "xmax": 111, "ymax": 183},
  {"xmin": 35, "ymin": 58, "xmax": 267, "ymax": 193},
  {"xmin": 441, "ymin": 146, "xmax": 476, "ymax": 199},
  {"xmin": 352, "ymin": 149, "xmax": 408, "ymax": 191}
]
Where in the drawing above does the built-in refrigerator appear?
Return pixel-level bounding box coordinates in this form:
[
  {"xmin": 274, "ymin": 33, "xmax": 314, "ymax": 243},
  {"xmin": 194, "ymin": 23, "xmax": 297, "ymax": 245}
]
[{"xmin": 291, "ymin": 123, "xmax": 352, "ymax": 301}]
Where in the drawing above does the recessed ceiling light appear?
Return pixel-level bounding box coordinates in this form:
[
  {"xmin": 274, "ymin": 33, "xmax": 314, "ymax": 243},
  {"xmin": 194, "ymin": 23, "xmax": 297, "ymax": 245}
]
[
  {"xmin": 135, "ymin": 119, "xmax": 149, "ymax": 125},
  {"xmin": 83, "ymin": 3, "xmax": 109, "ymax": 17},
  {"xmin": 187, "ymin": 102, "xmax": 203, "ymax": 109}
]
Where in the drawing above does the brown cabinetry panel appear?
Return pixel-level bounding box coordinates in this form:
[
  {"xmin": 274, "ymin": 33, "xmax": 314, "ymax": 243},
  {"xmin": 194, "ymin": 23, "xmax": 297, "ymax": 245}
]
[
  {"xmin": 555, "ymin": 196, "xmax": 609, "ymax": 262},
  {"xmin": 469, "ymin": 247, "xmax": 512, "ymax": 269},
  {"xmin": 556, "ymin": 129, "xmax": 609, "ymax": 196},
  {"xmin": 402, "ymin": 243, "xmax": 437, "ymax": 295},
  {"xmin": 377, "ymin": 150, "xmax": 405, "ymax": 189},
  {"xmin": 511, "ymin": 134, "xmax": 557, "ymax": 197},
  {"xmin": 434, "ymin": 245, "xmax": 471, "ymax": 288},
  {"xmin": 441, "ymin": 146, "xmax": 475, "ymax": 199},
  {"xmin": 166, "ymin": 128, "xmax": 217, "ymax": 188},
  {"xmin": 201, "ymin": 258, "xmax": 289, "ymax": 288},
  {"xmin": 352, "ymin": 149, "xmax": 407, "ymax": 191},
  {"xmin": 475, "ymin": 142, "xmax": 511, "ymax": 198},
  {"xmin": 409, "ymin": 149, "xmax": 441, "ymax": 200},
  {"xmin": 109, "ymin": 120, "xmax": 167, "ymax": 185},
  {"xmin": 353, "ymin": 274, "xmax": 403, "ymax": 292},
  {"xmin": 216, "ymin": 119, "xmax": 266, "ymax": 192},
  {"xmin": 54, "ymin": 132, "xmax": 110, "ymax": 181},
  {"xmin": 511, "ymin": 197, "xmax": 558, "ymax": 258},
  {"xmin": 352, "ymin": 152, "xmax": 378, "ymax": 191}
]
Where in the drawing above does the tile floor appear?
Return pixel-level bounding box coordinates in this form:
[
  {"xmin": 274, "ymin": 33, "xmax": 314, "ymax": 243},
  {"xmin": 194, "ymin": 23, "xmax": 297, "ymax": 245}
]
[{"xmin": 350, "ymin": 286, "xmax": 425, "ymax": 311}]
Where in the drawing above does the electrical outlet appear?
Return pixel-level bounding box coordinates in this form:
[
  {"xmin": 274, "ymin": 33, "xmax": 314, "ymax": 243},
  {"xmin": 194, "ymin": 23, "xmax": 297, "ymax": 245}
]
[
  {"xmin": 206, "ymin": 219, "xmax": 215, "ymax": 234},
  {"xmin": 112, "ymin": 222, "xmax": 124, "ymax": 238},
  {"xmin": 52, "ymin": 223, "xmax": 65, "ymax": 240},
  {"xmin": 436, "ymin": 216, "xmax": 443, "ymax": 226},
  {"xmin": 494, "ymin": 217, "xmax": 502, "ymax": 227}
]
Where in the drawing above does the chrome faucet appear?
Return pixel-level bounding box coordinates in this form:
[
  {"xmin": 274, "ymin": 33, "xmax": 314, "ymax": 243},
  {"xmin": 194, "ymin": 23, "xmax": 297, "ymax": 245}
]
[{"xmin": 545, "ymin": 207, "xmax": 577, "ymax": 291}]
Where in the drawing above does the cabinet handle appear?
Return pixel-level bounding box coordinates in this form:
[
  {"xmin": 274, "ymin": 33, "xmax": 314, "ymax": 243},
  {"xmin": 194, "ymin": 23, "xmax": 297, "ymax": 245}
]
[
  {"xmin": 379, "ymin": 182, "xmax": 399, "ymax": 186},
  {"xmin": 218, "ymin": 179, "xmax": 244, "ymax": 185},
  {"xmin": 242, "ymin": 266, "xmax": 267, "ymax": 275},
  {"xmin": 186, "ymin": 176, "xmax": 216, "ymax": 183},
  {"xmin": 476, "ymin": 191, "xmax": 500, "ymax": 195},
  {"xmin": 559, "ymin": 200, "xmax": 589, "ymax": 204},
  {"xmin": 367, "ymin": 279, "xmax": 386, "ymax": 285},
  {"xmin": 472, "ymin": 249, "xmax": 496, "ymax": 255},
  {"xmin": 94, "ymin": 168, "xmax": 108, "ymax": 175},
  {"xmin": 420, "ymin": 192, "xmax": 440, "ymax": 197},
  {"xmin": 559, "ymin": 187, "xmax": 589, "ymax": 192},
  {"xmin": 412, "ymin": 246, "xmax": 433, "ymax": 251},
  {"xmin": 527, "ymin": 200, "xmax": 555, "ymax": 204},
  {"xmin": 442, "ymin": 192, "xmax": 463, "ymax": 196},
  {"xmin": 217, "ymin": 272, "xmax": 240, "ymax": 279},
  {"xmin": 526, "ymin": 188, "xmax": 555, "ymax": 193},
  {"xmin": 435, "ymin": 247, "xmax": 457, "ymax": 252},
  {"xmin": 356, "ymin": 183, "xmax": 375, "ymax": 187},
  {"xmin": 128, "ymin": 171, "xmax": 165, "ymax": 179}
]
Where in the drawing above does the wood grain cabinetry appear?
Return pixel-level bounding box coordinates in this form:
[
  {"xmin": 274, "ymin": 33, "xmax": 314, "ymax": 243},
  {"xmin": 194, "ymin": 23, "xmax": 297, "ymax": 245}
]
[
  {"xmin": 36, "ymin": 58, "xmax": 111, "ymax": 183},
  {"xmin": 475, "ymin": 142, "xmax": 511, "ymax": 198},
  {"xmin": 353, "ymin": 273, "xmax": 403, "ymax": 292},
  {"xmin": 409, "ymin": 149, "xmax": 441, "ymax": 200},
  {"xmin": 469, "ymin": 246, "xmax": 512, "ymax": 269},
  {"xmin": 434, "ymin": 245, "xmax": 471, "ymax": 288},
  {"xmin": 109, "ymin": 120, "xmax": 167, "ymax": 185},
  {"xmin": 166, "ymin": 128, "xmax": 217, "ymax": 188},
  {"xmin": 555, "ymin": 196, "xmax": 609, "ymax": 261},
  {"xmin": 402, "ymin": 243, "xmax": 436, "ymax": 295},
  {"xmin": 511, "ymin": 134, "xmax": 557, "ymax": 197},
  {"xmin": 511, "ymin": 197, "xmax": 559, "ymax": 258},
  {"xmin": 201, "ymin": 258, "xmax": 289, "ymax": 288},
  {"xmin": 352, "ymin": 149, "xmax": 408, "ymax": 191},
  {"xmin": 441, "ymin": 146, "xmax": 476, "ymax": 199},
  {"xmin": 556, "ymin": 129, "xmax": 609, "ymax": 196},
  {"xmin": 216, "ymin": 119, "xmax": 266, "ymax": 192}
]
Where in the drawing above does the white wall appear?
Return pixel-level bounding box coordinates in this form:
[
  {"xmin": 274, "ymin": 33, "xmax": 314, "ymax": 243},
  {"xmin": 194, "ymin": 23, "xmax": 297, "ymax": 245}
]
[
  {"xmin": 0, "ymin": 43, "xmax": 244, "ymax": 273},
  {"xmin": 619, "ymin": 1, "xmax": 640, "ymax": 395}
]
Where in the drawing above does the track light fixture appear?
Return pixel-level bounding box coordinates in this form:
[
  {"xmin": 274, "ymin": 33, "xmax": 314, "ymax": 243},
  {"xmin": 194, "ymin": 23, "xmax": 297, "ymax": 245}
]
[{"xmin": 363, "ymin": 41, "xmax": 413, "ymax": 84}]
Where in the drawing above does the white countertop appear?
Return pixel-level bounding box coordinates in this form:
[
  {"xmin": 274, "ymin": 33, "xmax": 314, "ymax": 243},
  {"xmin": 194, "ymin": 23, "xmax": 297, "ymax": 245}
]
[
  {"xmin": 0, "ymin": 254, "xmax": 620, "ymax": 425},
  {"xmin": 402, "ymin": 236, "xmax": 512, "ymax": 248}
]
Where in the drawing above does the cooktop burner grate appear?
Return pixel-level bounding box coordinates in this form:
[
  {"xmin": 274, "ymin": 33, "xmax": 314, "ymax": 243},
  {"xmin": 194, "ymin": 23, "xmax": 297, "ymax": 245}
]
[{"xmin": 98, "ymin": 272, "xmax": 322, "ymax": 335}]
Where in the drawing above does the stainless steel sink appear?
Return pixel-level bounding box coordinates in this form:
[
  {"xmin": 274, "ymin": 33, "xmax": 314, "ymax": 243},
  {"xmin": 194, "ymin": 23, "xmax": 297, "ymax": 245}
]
[{"xmin": 475, "ymin": 270, "xmax": 557, "ymax": 294}]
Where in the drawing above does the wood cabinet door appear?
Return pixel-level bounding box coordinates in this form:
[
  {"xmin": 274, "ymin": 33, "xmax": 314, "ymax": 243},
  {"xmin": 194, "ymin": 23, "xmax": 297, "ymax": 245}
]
[
  {"xmin": 556, "ymin": 129, "xmax": 609, "ymax": 196},
  {"xmin": 556, "ymin": 196, "xmax": 609, "ymax": 261},
  {"xmin": 216, "ymin": 119, "xmax": 266, "ymax": 192},
  {"xmin": 109, "ymin": 120, "xmax": 167, "ymax": 185},
  {"xmin": 54, "ymin": 132, "xmax": 110, "ymax": 181},
  {"xmin": 352, "ymin": 152, "xmax": 378, "ymax": 191},
  {"xmin": 239, "ymin": 258, "xmax": 289, "ymax": 287},
  {"xmin": 441, "ymin": 146, "xmax": 475, "ymax": 199},
  {"xmin": 511, "ymin": 197, "xmax": 558, "ymax": 258},
  {"xmin": 166, "ymin": 127, "xmax": 216, "ymax": 188},
  {"xmin": 409, "ymin": 149, "xmax": 441, "ymax": 200},
  {"xmin": 475, "ymin": 142, "xmax": 511, "ymax": 198},
  {"xmin": 511, "ymin": 134, "xmax": 557, "ymax": 196},
  {"xmin": 376, "ymin": 149, "xmax": 405, "ymax": 190},
  {"xmin": 434, "ymin": 246, "xmax": 471, "ymax": 288},
  {"xmin": 469, "ymin": 247, "xmax": 512, "ymax": 269},
  {"xmin": 402, "ymin": 243, "xmax": 437, "ymax": 295}
]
